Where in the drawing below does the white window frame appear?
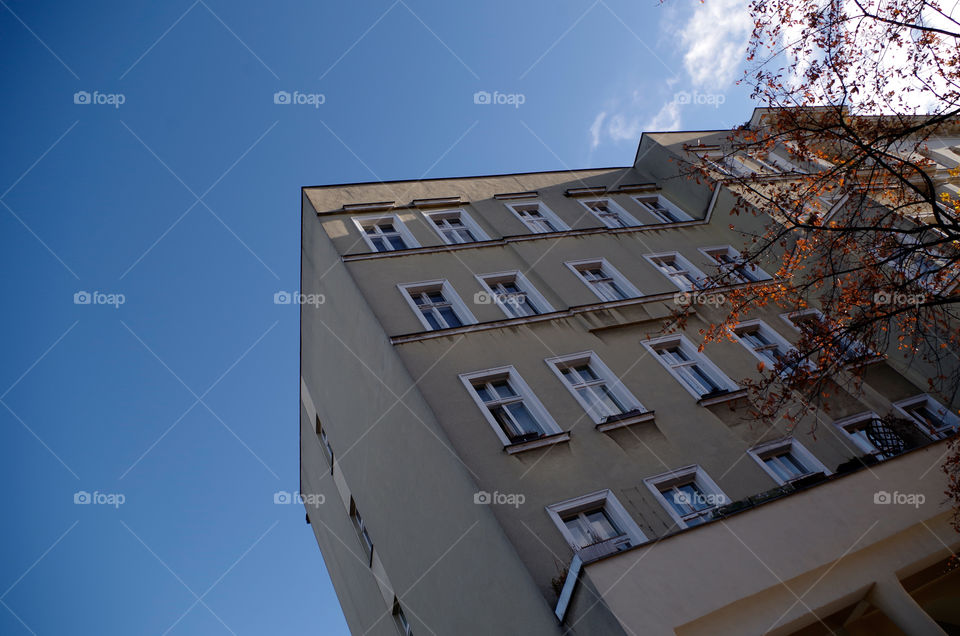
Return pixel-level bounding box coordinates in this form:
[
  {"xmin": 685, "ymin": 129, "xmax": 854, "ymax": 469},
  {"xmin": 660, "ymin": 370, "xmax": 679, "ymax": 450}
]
[
  {"xmin": 643, "ymin": 334, "xmax": 740, "ymax": 400},
  {"xmin": 505, "ymin": 201, "xmax": 569, "ymax": 234},
  {"xmin": 566, "ymin": 258, "xmax": 641, "ymax": 302},
  {"xmin": 699, "ymin": 245, "xmax": 772, "ymax": 284},
  {"xmin": 546, "ymin": 489, "xmax": 647, "ymax": 555},
  {"xmin": 353, "ymin": 215, "xmax": 419, "ymax": 252},
  {"xmin": 349, "ymin": 498, "xmax": 374, "ymax": 561},
  {"xmin": 545, "ymin": 352, "xmax": 646, "ymax": 424},
  {"xmin": 833, "ymin": 411, "xmax": 893, "ymax": 459},
  {"xmin": 731, "ymin": 319, "xmax": 808, "ymax": 376},
  {"xmin": 780, "ymin": 309, "xmax": 873, "ymax": 363},
  {"xmin": 645, "ymin": 465, "xmax": 728, "ymax": 529},
  {"xmin": 459, "ymin": 366, "xmax": 562, "ymax": 446},
  {"xmin": 475, "ymin": 271, "xmax": 553, "ymax": 318},
  {"xmin": 632, "ymin": 194, "xmax": 693, "ymax": 223},
  {"xmin": 398, "ymin": 280, "xmax": 476, "ymax": 331},
  {"xmin": 893, "ymin": 394, "xmax": 960, "ymax": 439},
  {"xmin": 747, "ymin": 437, "xmax": 830, "ymax": 486},
  {"xmin": 423, "ymin": 208, "xmax": 489, "ymax": 245},
  {"xmin": 579, "ymin": 197, "xmax": 641, "ymax": 228},
  {"xmin": 884, "ymin": 231, "xmax": 957, "ymax": 292},
  {"xmin": 644, "ymin": 252, "xmax": 708, "ymax": 292}
]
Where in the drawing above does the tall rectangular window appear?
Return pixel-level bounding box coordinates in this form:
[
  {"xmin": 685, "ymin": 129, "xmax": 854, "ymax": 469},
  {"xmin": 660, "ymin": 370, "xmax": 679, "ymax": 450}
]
[
  {"xmin": 580, "ymin": 198, "xmax": 640, "ymax": 228},
  {"xmin": 567, "ymin": 259, "xmax": 640, "ymax": 302},
  {"xmin": 633, "ymin": 195, "xmax": 693, "ymax": 223},
  {"xmin": 460, "ymin": 366, "xmax": 562, "ymax": 446},
  {"xmin": 894, "ymin": 395, "xmax": 959, "ymax": 438},
  {"xmin": 782, "ymin": 309, "xmax": 872, "ymax": 364},
  {"xmin": 646, "ymin": 466, "xmax": 727, "ymax": 528},
  {"xmin": 748, "ymin": 438, "xmax": 829, "ymax": 485},
  {"xmin": 700, "ymin": 246, "xmax": 772, "ymax": 283},
  {"xmin": 645, "ymin": 253, "xmax": 707, "ymax": 292},
  {"xmin": 477, "ymin": 271, "xmax": 551, "ymax": 318},
  {"xmin": 399, "ymin": 281, "xmax": 475, "ymax": 331},
  {"xmin": 644, "ymin": 335, "xmax": 738, "ymax": 400},
  {"xmin": 546, "ymin": 490, "xmax": 647, "ymax": 560},
  {"xmin": 424, "ymin": 209, "xmax": 488, "ymax": 245},
  {"xmin": 546, "ymin": 352, "xmax": 646, "ymax": 424},
  {"xmin": 732, "ymin": 320, "xmax": 804, "ymax": 375}
]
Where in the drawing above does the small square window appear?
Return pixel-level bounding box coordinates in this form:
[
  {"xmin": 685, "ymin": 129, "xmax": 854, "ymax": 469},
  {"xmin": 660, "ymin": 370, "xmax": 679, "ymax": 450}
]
[
  {"xmin": 546, "ymin": 490, "xmax": 647, "ymax": 560},
  {"xmin": 566, "ymin": 259, "xmax": 641, "ymax": 302},
  {"xmin": 399, "ymin": 281, "xmax": 475, "ymax": 331},
  {"xmin": 505, "ymin": 201, "xmax": 569, "ymax": 234},
  {"xmin": 748, "ymin": 437, "xmax": 830, "ymax": 485},
  {"xmin": 579, "ymin": 198, "xmax": 640, "ymax": 228},
  {"xmin": 645, "ymin": 466, "xmax": 727, "ymax": 528},
  {"xmin": 632, "ymin": 195, "xmax": 693, "ymax": 223},
  {"xmin": 354, "ymin": 216, "xmax": 419, "ymax": 252}
]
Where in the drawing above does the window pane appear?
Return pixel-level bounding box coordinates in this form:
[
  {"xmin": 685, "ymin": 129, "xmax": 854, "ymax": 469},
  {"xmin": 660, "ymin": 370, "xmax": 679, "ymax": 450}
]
[
  {"xmin": 388, "ymin": 235, "xmax": 407, "ymax": 250},
  {"xmin": 421, "ymin": 310, "xmax": 442, "ymax": 331},
  {"xmin": 584, "ymin": 509, "xmax": 619, "ymax": 541},
  {"xmin": 504, "ymin": 402, "xmax": 542, "ymax": 436},
  {"xmin": 438, "ymin": 306, "xmax": 462, "ymax": 328},
  {"xmin": 491, "ymin": 380, "xmax": 516, "ymax": 399}
]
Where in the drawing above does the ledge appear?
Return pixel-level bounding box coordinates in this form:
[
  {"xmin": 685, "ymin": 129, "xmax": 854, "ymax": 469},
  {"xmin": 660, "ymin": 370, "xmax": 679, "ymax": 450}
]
[
  {"xmin": 697, "ymin": 388, "xmax": 748, "ymax": 407},
  {"xmin": 596, "ymin": 410, "xmax": 656, "ymax": 432},
  {"xmin": 504, "ymin": 431, "xmax": 571, "ymax": 455}
]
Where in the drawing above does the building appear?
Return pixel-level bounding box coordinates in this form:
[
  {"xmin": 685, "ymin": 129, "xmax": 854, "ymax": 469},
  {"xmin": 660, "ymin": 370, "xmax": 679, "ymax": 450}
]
[{"xmin": 299, "ymin": 108, "xmax": 960, "ymax": 635}]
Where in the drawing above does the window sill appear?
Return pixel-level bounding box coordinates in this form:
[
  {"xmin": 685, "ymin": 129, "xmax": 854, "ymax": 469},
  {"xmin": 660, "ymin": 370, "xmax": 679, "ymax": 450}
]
[
  {"xmin": 504, "ymin": 431, "xmax": 571, "ymax": 455},
  {"xmin": 596, "ymin": 410, "xmax": 656, "ymax": 432},
  {"xmin": 698, "ymin": 388, "xmax": 748, "ymax": 407}
]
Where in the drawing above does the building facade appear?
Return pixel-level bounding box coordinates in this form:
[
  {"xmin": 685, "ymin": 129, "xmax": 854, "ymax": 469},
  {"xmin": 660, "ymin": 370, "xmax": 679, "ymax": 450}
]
[{"xmin": 300, "ymin": 109, "xmax": 960, "ymax": 635}]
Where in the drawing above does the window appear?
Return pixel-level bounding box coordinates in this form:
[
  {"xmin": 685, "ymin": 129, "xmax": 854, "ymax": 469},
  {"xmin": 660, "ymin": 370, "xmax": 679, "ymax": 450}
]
[
  {"xmin": 399, "ymin": 281, "xmax": 475, "ymax": 331},
  {"xmin": 894, "ymin": 395, "xmax": 960, "ymax": 438},
  {"xmin": 392, "ymin": 599, "xmax": 413, "ymax": 636},
  {"xmin": 316, "ymin": 416, "xmax": 333, "ymax": 469},
  {"xmin": 476, "ymin": 271, "xmax": 552, "ymax": 318},
  {"xmin": 645, "ymin": 466, "xmax": 727, "ymax": 528},
  {"xmin": 546, "ymin": 352, "xmax": 646, "ymax": 424},
  {"xmin": 782, "ymin": 309, "xmax": 872, "ymax": 364},
  {"xmin": 460, "ymin": 366, "xmax": 562, "ymax": 446},
  {"xmin": 834, "ymin": 412, "xmax": 904, "ymax": 460},
  {"xmin": 645, "ymin": 252, "xmax": 707, "ymax": 292},
  {"xmin": 883, "ymin": 232, "xmax": 956, "ymax": 291},
  {"xmin": 700, "ymin": 246, "xmax": 772, "ymax": 284},
  {"xmin": 748, "ymin": 438, "xmax": 830, "ymax": 485},
  {"xmin": 632, "ymin": 195, "xmax": 693, "ymax": 223},
  {"xmin": 580, "ymin": 198, "xmax": 640, "ymax": 228},
  {"xmin": 424, "ymin": 209, "xmax": 488, "ymax": 245},
  {"xmin": 546, "ymin": 490, "xmax": 647, "ymax": 559},
  {"xmin": 505, "ymin": 201, "xmax": 568, "ymax": 234},
  {"xmin": 644, "ymin": 335, "xmax": 739, "ymax": 400},
  {"xmin": 349, "ymin": 499, "xmax": 373, "ymax": 561},
  {"xmin": 567, "ymin": 259, "xmax": 640, "ymax": 302},
  {"xmin": 354, "ymin": 216, "xmax": 419, "ymax": 252},
  {"xmin": 732, "ymin": 320, "xmax": 805, "ymax": 376}
]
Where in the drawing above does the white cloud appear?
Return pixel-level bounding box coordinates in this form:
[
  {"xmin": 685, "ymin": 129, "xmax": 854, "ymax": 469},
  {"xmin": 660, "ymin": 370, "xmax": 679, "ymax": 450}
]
[
  {"xmin": 679, "ymin": 0, "xmax": 751, "ymax": 91},
  {"xmin": 645, "ymin": 100, "xmax": 682, "ymax": 132},
  {"xmin": 589, "ymin": 112, "xmax": 607, "ymax": 149}
]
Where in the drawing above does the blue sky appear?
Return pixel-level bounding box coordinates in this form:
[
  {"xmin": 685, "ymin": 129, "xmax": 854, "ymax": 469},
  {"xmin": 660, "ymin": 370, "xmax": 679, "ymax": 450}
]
[{"xmin": 0, "ymin": 1, "xmax": 755, "ymax": 633}]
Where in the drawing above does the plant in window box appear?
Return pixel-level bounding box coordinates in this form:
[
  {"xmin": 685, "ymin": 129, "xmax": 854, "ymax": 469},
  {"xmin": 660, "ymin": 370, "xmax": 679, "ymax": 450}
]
[{"xmin": 550, "ymin": 562, "xmax": 570, "ymax": 599}]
